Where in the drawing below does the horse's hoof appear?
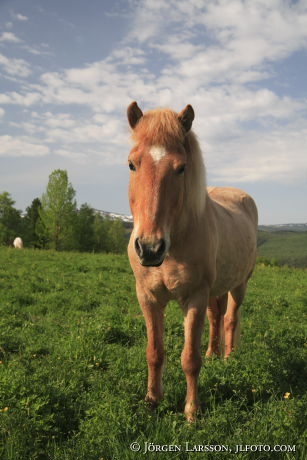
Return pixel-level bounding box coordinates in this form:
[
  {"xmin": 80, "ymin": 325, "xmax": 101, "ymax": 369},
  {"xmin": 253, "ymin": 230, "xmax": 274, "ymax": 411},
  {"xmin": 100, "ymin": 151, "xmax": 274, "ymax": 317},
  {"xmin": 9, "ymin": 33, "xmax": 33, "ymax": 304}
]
[
  {"xmin": 185, "ymin": 412, "xmax": 197, "ymax": 423},
  {"xmin": 145, "ymin": 395, "xmax": 159, "ymax": 410},
  {"xmin": 184, "ymin": 402, "xmax": 199, "ymax": 422}
]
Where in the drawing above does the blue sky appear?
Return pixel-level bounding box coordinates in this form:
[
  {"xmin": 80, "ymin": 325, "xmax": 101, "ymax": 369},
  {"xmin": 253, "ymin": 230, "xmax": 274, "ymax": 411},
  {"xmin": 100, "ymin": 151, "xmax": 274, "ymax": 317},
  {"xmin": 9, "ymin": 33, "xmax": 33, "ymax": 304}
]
[{"xmin": 0, "ymin": 0, "xmax": 307, "ymax": 224}]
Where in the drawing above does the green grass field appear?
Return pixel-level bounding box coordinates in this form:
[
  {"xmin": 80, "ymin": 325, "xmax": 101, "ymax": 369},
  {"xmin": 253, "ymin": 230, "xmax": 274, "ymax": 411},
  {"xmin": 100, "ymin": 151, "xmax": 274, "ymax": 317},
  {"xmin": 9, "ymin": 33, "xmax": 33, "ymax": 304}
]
[{"xmin": 1, "ymin": 248, "xmax": 307, "ymax": 459}]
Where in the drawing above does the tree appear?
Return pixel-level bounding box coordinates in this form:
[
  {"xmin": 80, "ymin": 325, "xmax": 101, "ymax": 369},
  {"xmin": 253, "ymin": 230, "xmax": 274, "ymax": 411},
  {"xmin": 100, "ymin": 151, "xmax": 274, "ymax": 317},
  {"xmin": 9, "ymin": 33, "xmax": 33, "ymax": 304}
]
[
  {"xmin": 107, "ymin": 219, "xmax": 127, "ymax": 253},
  {"xmin": 23, "ymin": 198, "xmax": 43, "ymax": 248},
  {"xmin": 92, "ymin": 214, "xmax": 127, "ymax": 253},
  {"xmin": 39, "ymin": 170, "xmax": 78, "ymax": 251},
  {"xmin": 93, "ymin": 213, "xmax": 109, "ymax": 252},
  {"xmin": 77, "ymin": 203, "xmax": 96, "ymax": 252},
  {"xmin": 0, "ymin": 192, "xmax": 22, "ymax": 246}
]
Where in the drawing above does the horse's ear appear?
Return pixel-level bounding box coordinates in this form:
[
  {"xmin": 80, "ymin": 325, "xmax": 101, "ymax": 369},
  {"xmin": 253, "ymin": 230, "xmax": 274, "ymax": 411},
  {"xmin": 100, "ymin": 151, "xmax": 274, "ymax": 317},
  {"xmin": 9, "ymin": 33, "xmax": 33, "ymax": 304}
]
[
  {"xmin": 127, "ymin": 101, "xmax": 143, "ymax": 129},
  {"xmin": 178, "ymin": 105, "xmax": 194, "ymax": 133}
]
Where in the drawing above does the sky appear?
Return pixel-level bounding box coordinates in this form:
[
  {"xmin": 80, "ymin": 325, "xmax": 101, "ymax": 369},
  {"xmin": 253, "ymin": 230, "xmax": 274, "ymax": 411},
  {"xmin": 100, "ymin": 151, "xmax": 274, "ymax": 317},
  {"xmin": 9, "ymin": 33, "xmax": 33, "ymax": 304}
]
[{"xmin": 0, "ymin": 0, "xmax": 307, "ymax": 225}]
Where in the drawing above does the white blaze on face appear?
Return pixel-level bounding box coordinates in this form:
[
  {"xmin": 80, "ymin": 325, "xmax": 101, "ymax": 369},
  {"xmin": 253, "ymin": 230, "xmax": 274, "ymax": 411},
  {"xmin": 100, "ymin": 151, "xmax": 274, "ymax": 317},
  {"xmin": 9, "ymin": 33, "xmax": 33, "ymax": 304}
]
[{"xmin": 149, "ymin": 145, "xmax": 167, "ymax": 163}]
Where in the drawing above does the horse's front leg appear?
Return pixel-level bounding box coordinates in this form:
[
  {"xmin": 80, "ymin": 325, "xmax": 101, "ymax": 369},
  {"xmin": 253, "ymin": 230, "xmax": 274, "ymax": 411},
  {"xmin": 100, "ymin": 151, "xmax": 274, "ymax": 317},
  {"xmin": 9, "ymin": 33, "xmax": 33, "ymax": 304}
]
[
  {"xmin": 137, "ymin": 288, "xmax": 166, "ymax": 408},
  {"xmin": 181, "ymin": 294, "xmax": 207, "ymax": 422}
]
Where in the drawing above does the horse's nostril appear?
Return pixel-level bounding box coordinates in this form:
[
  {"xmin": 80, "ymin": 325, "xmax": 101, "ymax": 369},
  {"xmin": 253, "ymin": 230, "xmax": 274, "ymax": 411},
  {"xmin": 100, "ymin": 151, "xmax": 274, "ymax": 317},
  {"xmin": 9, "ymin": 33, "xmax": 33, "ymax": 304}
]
[
  {"xmin": 156, "ymin": 239, "xmax": 166, "ymax": 257},
  {"xmin": 134, "ymin": 237, "xmax": 143, "ymax": 257},
  {"xmin": 134, "ymin": 238, "xmax": 167, "ymax": 266}
]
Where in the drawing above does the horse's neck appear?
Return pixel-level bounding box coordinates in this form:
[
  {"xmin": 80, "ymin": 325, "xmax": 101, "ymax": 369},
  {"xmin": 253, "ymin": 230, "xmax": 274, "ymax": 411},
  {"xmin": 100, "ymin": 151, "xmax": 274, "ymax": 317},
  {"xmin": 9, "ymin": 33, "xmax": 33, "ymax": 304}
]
[{"xmin": 171, "ymin": 187, "xmax": 209, "ymax": 243}]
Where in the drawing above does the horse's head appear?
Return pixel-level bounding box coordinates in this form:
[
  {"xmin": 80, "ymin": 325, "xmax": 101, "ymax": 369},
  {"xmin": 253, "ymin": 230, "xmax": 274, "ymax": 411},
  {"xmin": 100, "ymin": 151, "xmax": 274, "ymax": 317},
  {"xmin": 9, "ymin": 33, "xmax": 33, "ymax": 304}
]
[{"xmin": 127, "ymin": 101, "xmax": 195, "ymax": 266}]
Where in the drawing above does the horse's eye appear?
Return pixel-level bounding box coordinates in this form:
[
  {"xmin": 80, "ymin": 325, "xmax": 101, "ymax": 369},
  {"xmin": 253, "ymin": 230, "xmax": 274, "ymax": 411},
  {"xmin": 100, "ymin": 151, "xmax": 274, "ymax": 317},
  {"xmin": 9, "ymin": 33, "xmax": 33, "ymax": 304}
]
[
  {"xmin": 177, "ymin": 164, "xmax": 186, "ymax": 175},
  {"xmin": 129, "ymin": 162, "xmax": 136, "ymax": 172}
]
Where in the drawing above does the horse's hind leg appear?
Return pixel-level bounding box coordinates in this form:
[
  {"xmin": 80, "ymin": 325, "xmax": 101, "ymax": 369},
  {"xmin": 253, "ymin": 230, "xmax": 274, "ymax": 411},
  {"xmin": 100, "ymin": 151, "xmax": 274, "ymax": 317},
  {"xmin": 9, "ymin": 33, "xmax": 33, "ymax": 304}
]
[
  {"xmin": 206, "ymin": 294, "xmax": 227, "ymax": 357},
  {"xmin": 224, "ymin": 283, "xmax": 246, "ymax": 358}
]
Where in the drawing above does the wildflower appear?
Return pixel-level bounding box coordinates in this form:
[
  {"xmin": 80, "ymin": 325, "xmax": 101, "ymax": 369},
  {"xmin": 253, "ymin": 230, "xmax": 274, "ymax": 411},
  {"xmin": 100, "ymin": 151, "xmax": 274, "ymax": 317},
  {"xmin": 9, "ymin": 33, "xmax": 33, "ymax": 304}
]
[{"xmin": 284, "ymin": 392, "xmax": 291, "ymax": 399}]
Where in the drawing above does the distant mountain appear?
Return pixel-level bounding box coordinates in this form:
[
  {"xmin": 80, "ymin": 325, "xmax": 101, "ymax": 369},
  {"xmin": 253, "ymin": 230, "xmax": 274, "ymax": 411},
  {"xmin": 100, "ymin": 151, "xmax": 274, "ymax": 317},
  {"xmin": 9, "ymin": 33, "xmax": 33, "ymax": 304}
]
[
  {"xmin": 94, "ymin": 209, "xmax": 133, "ymax": 230},
  {"xmin": 258, "ymin": 223, "xmax": 307, "ymax": 232},
  {"xmin": 96, "ymin": 210, "xmax": 307, "ymax": 234},
  {"xmin": 95, "ymin": 209, "xmax": 132, "ymax": 223}
]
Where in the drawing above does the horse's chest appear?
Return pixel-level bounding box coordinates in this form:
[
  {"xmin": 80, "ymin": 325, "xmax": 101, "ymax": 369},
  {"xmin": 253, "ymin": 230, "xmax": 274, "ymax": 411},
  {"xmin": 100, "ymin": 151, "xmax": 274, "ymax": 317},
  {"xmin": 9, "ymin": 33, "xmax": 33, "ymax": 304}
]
[{"xmin": 161, "ymin": 262, "xmax": 201, "ymax": 299}]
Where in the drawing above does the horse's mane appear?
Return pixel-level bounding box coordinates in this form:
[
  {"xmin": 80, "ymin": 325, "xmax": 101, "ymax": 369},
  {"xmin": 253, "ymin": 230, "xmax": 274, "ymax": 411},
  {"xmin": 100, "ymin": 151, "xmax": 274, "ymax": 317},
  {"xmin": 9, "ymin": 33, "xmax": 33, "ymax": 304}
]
[
  {"xmin": 131, "ymin": 108, "xmax": 185, "ymax": 147},
  {"xmin": 131, "ymin": 108, "xmax": 207, "ymax": 222},
  {"xmin": 184, "ymin": 130, "xmax": 207, "ymax": 222}
]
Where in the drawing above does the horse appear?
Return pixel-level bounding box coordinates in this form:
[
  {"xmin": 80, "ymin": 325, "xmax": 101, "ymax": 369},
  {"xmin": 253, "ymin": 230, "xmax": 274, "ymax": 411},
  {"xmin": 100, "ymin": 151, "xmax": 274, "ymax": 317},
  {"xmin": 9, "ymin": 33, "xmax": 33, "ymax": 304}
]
[
  {"xmin": 13, "ymin": 237, "xmax": 23, "ymax": 249},
  {"xmin": 127, "ymin": 101, "xmax": 258, "ymax": 421}
]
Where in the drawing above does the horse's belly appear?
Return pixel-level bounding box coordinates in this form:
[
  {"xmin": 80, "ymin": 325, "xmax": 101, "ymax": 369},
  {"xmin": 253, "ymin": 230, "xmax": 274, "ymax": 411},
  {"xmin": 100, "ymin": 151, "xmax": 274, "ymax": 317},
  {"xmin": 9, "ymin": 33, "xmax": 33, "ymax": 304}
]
[
  {"xmin": 210, "ymin": 256, "xmax": 255, "ymax": 296},
  {"xmin": 210, "ymin": 276, "xmax": 238, "ymax": 297}
]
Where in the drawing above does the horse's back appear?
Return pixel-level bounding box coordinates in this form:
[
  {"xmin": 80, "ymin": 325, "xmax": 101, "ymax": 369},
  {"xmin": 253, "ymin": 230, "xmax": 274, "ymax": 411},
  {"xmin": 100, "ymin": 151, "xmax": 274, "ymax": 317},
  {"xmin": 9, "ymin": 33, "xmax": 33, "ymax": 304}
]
[
  {"xmin": 207, "ymin": 187, "xmax": 258, "ymax": 295},
  {"xmin": 208, "ymin": 186, "xmax": 258, "ymax": 228}
]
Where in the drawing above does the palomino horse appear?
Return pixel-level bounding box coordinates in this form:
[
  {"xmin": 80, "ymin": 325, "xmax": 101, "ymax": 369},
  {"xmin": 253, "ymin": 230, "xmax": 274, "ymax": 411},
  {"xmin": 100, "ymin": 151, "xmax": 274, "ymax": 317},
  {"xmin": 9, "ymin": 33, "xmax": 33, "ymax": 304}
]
[{"xmin": 127, "ymin": 102, "xmax": 258, "ymax": 421}]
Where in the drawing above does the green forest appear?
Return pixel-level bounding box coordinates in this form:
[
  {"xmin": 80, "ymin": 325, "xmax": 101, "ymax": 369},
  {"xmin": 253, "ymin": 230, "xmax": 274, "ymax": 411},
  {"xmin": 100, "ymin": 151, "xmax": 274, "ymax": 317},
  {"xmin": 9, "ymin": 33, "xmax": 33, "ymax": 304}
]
[
  {"xmin": 0, "ymin": 169, "xmax": 127, "ymax": 253},
  {"xmin": 257, "ymin": 230, "xmax": 307, "ymax": 268}
]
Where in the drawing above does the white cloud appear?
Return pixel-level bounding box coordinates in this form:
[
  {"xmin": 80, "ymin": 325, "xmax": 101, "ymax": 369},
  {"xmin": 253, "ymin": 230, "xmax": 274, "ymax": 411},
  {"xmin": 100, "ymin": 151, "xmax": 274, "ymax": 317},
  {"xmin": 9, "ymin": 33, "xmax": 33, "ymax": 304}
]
[
  {"xmin": 32, "ymin": 58, "xmax": 152, "ymax": 113},
  {"xmin": 22, "ymin": 43, "xmax": 53, "ymax": 57},
  {"xmin": 206, "ymin": 123, "xmax": 307, "ymax": 184},
  {"xmin": 201, "ymin": 87, "xmax": 305, "ymax": 126},
  {"xmin": 0, "ymin": 0, "xmax": 306, "ymax": 188},
  {"xmin": 107, "ymin": 47, "xmax": 146, "ymax": 66},
  {"xmin": 0, "ymin": 53, "xmax": 31, "ymax": 77},
  {"xmin": 126, "ymin": 0, "xmax": 171, "ymax": 42},
  {"xmin": 14, "ymin": 13, "xmax": 29, "ymax": 21},
  {"xmin": 0, "ymin": 91, "xmax": 40, "ymax": 106},
  {"xmin": 128, "ymin": 0, "xmax": 307, "ymax": 87},
  {"xmin": 43, "ymin": 112, "xmax": 77, "ymax": 129},
  {"xmin": 5, "ymin": 108, "xmax": 128, "ymax": 166},
  {"xmin": 0, "ymin": 32, "xmax": 22, "ymax": 43},
  {"xmin": 0, "ymin": 29, "xmax": 52, "ymax": 58},
  {"xmin": 0, "ymin": 135, "xmax": 49, "ymax": 157}
]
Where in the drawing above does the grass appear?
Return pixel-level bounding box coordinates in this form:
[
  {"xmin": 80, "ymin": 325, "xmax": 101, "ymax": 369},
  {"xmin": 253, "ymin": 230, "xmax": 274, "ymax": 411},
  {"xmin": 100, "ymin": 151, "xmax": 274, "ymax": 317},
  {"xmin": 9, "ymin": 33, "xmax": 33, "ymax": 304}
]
[{"xmin": 0, "ymin": 248, "xmax": 307, "ymax": 459}]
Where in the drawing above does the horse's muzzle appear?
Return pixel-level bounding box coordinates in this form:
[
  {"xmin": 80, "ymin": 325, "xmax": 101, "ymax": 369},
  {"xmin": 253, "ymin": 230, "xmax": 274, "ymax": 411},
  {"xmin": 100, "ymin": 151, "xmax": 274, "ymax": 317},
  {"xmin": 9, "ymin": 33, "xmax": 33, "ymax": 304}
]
[{"xmin": 134, "ymin": 237, "xmax": 167, "ymax": 267}]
